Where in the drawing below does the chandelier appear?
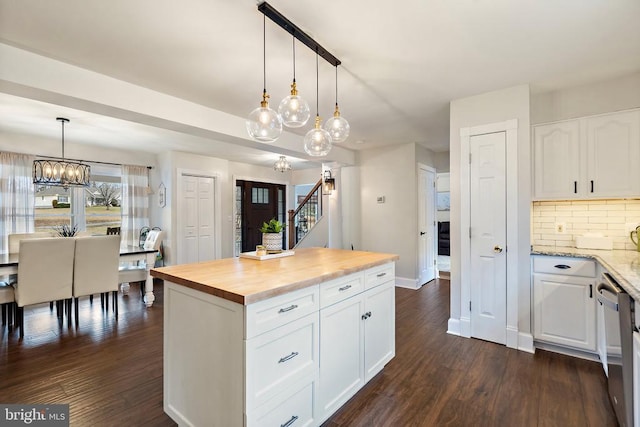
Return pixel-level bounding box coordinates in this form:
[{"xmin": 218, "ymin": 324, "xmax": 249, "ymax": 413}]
[
  {"xmin": 33, "ymin": 117, "xmax": 91, "ymax": 190},
  {"xmin": 273, "ymin": 156, "xmax": 292, "ymax": 173}
]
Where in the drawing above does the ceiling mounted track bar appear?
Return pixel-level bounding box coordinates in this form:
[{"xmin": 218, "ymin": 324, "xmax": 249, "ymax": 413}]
[{"xmin": 258, "ymin": 2, "xmax": 341, "ymax": 67}]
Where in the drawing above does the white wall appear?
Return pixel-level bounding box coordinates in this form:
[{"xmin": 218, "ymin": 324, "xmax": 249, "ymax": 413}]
[
  {"xmin": 531, "ymin": 71, "xmax": 640, "ymax": 124},
  {"xmin": 359, "ymin": 142, "xmax": 437, "ymax": 284},
  {"xmin": 449, "ymin": 84, "xmax": 531, "ymax": 340}
]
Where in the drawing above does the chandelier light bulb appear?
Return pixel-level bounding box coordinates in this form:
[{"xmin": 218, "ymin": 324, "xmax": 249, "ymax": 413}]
[
  {"xmin": 323, "ymin": 103, "xmax": 350, "ymax": 143},
  {"xmin": 246, "ymin": 90, "xmax": 282, "ymax": 143},
  {"xmin": 278, "ymin": 81, "xmax": 311, "ymax": 128},
  {"xmin": 304, "ymin": 116, "xmax": 332, "ymax": 157}
]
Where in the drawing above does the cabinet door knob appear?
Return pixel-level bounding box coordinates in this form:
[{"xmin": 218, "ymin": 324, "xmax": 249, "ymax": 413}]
[
  {"xmin": 493, "ymin": 245, "xmax": 503, "ymax": 253},
  {"xmin": 420, "ymin": 231, "xmax": 426, "ymax": 235}
]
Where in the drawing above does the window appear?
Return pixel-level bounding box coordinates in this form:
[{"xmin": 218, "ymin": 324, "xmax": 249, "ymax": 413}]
[
  {"xmin": 34, "ymin": 165, "xmax": 122, "ymax": 235},
  {"xmin": 251, "ymin": 187, "xmax": 269, "ymax": 204}
]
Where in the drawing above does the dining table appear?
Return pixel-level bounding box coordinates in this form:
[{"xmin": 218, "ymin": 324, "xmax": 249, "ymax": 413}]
[{"xmin": 0, "ymin": 245, "xmax": 159, "ymax": 307}]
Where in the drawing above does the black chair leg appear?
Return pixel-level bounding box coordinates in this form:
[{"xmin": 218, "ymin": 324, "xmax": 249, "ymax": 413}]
[
  {"xmin": 74, "ymin": 297, "xmax": 79, "ymax": 327},
  {"xmin": 50, "ymin": 301, "xmax": 54, "ymax": 311},
  {"xmin": 1, "ymin": 304, "xmax": 5, "ymax": 326},
  {"xmin": 113, "ymin": 290, "xmax": 118, "ymax": 319},
  {"xmin": 89, "ymin": 295, "xmax": 93, "ymax": 304},
  {"xmin": 18, "ymin": 306, "xmax": 24, "ymax": 338},
  {"xmin": 100, "ymin": 293, "xmax": 105, "ymax": 309},
  {"xmin": 8, "ymin": 302, "xmax": 14, "ymax": 328}
]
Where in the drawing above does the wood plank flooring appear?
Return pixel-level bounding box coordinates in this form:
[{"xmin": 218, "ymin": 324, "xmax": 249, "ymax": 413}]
[{"xmin": 0, "ymin": 279, "xmax": 616, "ymax": 426}]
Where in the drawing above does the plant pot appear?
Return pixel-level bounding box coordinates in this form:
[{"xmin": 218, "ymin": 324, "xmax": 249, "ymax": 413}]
[{"xmin": 262, "ymin": 232, "xmax": 283, "ymax": 253}]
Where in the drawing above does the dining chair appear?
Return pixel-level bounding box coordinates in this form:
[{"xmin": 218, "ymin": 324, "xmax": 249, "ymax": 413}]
[
  {"xmin": 3, "ymin": 232, "xmax": 54, "ymax": 287},
  {"xmin": 14, "ymin": 237, "xmax": 76, "ymax": 338},
  {"xmin": 118, "ymin": 230, "xmax": 164, "ymax": 296},
  {"xmin": 106, "ymin": 226, "xmax": 121, "ymax": 235},
  {"xmin": 72, "ymin": 235, "xmax": 121, "ymax": 326}
]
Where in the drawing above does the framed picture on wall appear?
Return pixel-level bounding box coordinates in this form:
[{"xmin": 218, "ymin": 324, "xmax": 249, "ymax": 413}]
[
  {"xmin": 158, "ymin": 183, "xmax": 166, "ymax": 208},
  {"xmin": 437, "ymin": 192, "xmax": 450, "ymax": 211}
]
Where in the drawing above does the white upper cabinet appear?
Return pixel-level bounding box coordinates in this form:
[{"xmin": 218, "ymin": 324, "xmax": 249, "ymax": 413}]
[
  {"xmin": 532, "ymin": 109, "xmax": 640, "ymax": 200},
  {"xmin": 586, "ymin": 110, "xmax": 640, "ymax": 198},
  {"xmin": 533, "ymin": 120, "xmax": 581, "ymax": 199}
]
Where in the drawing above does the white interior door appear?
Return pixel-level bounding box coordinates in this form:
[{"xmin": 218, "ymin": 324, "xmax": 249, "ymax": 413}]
[
  {"xmin": 418, "ymin": 165, "xmax": 436, "ymax": 286},
  {"xmin": 180, "ymin": 173, "xmax": 216, "ymax": 264},
  {"xmin": 469, "ymin": 132, "xmax": 507, "ymax": 345}
]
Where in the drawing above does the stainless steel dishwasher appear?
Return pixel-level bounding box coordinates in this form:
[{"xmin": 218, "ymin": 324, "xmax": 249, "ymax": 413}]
[{"xmin": 597, "ymin": 272, "xmax": 634, "ymax": 427}]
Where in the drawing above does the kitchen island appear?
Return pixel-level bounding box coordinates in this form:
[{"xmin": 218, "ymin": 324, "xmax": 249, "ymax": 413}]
[{"xmin": 151, "ymin": 247, "xmax": 398, "ymax": 427}]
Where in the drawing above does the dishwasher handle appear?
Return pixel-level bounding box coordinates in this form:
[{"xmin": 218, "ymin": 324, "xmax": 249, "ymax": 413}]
[{"xmin": 596, "ymin": 275, "xmax": 620, "ymax": 311}]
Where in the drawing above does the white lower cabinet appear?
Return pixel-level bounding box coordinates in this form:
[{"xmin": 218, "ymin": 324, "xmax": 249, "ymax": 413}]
[
  {"xmin": 316, "ymin": 278, "xmax": 395, "ymax": 424},
  {"xmin": 532, "ymin": 256, "xmax": 597, "ymax": 352}
]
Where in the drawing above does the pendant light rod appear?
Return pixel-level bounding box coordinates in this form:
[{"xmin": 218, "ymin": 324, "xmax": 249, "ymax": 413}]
[
  {"xmin": 258, "ymin": 2, "xmax": 341, "ymax": 67},
  {"xmin": 57, "ymin": 117, "xmax": 69, "ymax": 159}
]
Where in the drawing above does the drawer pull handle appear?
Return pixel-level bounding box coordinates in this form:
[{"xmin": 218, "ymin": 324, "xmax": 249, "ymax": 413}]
[
  {"xmin": 554, "ymin": 264, "xmax": 571, "ymax": 269},
  {"xmin": 281, "ymin": 415, "xmax": 299, "ymax": 427},
  {"xmin": 338, "ymin": 284, "xmax": 352, "ymax": 292},
  {"xmin": 278, "ymin": 304, "xmax": 298, "ymax": 314},
  {"xmin": 376, "ymin": 272, "xmax": 387, "ymax": 278},
  {"xmin": 278, "ymin": 352, "xmax": 299, "ymax": 364}
]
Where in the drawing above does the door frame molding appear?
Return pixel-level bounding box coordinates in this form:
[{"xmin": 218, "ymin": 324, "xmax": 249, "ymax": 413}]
[
  {"xmin": 416, "ymin": 163, "xmax": 437, "ymax": 289},
  {"xmin": 176, "ymin": 168, "xmax": 221, "ymax": 264},
  {"xmin": 459, "ymin": 119, "xmax": 520, "ymax": 349}
]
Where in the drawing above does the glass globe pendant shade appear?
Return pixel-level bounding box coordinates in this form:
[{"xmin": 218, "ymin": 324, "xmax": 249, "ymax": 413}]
[
  {"xmin": 304, "ymin": 115, "xmax": 332, "ymax": 157},
  {"xmin": 246, "ymin": 90, "xmax": 283, "ymax": 143},
  {"xmin": 323, "ymin": 104, "xmax": 350, "ymax": 143},
  {"xmin": 278, "ymin": 81, "xmax": 311, "ymax": 128}
]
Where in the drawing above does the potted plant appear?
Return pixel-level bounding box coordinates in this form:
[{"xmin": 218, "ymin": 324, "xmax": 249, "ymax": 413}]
[{"xmin": 259, "ymin": 218, "xmax": 285, "ymax": 253}]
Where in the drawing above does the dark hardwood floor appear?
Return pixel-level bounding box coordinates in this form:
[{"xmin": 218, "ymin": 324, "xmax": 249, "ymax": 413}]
[{"xmin": 0, "ymin": 279, "xmax": 616, "ymax": 426}]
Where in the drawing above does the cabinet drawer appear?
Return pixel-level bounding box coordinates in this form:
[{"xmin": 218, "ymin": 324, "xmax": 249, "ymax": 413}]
[
  {"xmin": 246, "ymin": 312, "xmax": 318, "ymax": 409},
  {"xmin": 246, "ymin": 286, "xmax": 319, "ymax": 339},
  {"xmin": 320, "ymin": 272, "xmax": 364, "ymax": 308},
  {"xmin": 249, "ymin": 381, "xmax": 314, "ymax": 427},
  {"xmin": 365, "ymin": 263, "xmax": 395, "ymax": 290},
  {"xmin": 532, "ymin": 256, "xmax": 596, "ymax": 277}
]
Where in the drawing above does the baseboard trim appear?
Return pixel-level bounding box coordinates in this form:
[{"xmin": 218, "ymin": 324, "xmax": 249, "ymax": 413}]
[
  {"xmin": 460, "ymin": 316, "xmax": 471, "ymax": 338},
  {"xmin": 395, "ymin": 277, "xmax": 420, "ymax": 290},
  {"xmin": 518, "ymin": 332, "xmax": 535, "ymax": 354},
  {"xmin": 447, "ymin": 318, "xmax": 461, "ymax": 336},
  {"xmin": 506, "ymin": 326, "xmax": 519, "ymax": 349},
  {"xmin": 534, "ymin": 341, "xmax": 599, "ymax": 362}
]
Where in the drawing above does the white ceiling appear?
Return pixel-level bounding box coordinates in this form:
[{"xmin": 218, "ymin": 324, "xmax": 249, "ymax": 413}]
[{"xmin": 0, "ymin": 0, "xmax": 639, "ymax": 165}]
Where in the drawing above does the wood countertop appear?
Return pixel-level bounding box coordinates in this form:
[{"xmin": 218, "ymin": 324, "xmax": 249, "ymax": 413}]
[{"xmin": 150, "ymin": 247, "xmax": 399, "ymax": 305}]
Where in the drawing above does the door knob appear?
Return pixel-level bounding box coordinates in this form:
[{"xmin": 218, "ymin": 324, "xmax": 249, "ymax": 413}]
[
  {"xmin": 420, "ymin": 231, "xmax": 426, "ymax": 235},
  {"xmin": 493, "ymin": 245, "xmax": 503, "ymax": 253}
]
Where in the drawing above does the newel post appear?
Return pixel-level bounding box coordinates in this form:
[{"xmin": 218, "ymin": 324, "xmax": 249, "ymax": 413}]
[{"xmin": 288, "ymin": 209, "xmax": 295, "ymax": 250}]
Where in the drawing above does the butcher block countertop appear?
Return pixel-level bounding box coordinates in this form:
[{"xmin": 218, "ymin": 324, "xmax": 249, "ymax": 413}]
[{"xmin": 150, "ymin": 247, "xmax": 399, "ymax": 305}]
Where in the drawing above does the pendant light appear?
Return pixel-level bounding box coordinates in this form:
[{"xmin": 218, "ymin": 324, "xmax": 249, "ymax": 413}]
[
  {"xmin": 246, "ymin": 14, "xmax": 282, "ymax": 143},
  {"xmin": 33, "ymin": 117, "xmax": 91, "ymax": 190},
  {"xmin": 278, "ymin": 36, "xmax": 310, "ymax": 128},
  {"xmin": 323, "ymin": 65, "xmax": 350, "ymax": 143},
  {"xmin": 304, "ymin": 52, "xmax": 332, "ymax": 157},
  {"xmin": 273, "ymin": 155, "xmax": 292, "ymax": 173}
]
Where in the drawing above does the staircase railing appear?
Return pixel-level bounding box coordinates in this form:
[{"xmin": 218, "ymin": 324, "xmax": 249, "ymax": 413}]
[{"xmin": 288, "ymin": 179, "xmax": 323, "ymax": 249}]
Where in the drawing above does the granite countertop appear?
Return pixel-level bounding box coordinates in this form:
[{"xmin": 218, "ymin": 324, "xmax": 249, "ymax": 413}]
[
  {"xmin": 151, "ymin": 247, "xmax": 399, "ymax": 305},
  {"xmin": 532, "ymin": 245, "xmax": 640, "ymax": 301}
]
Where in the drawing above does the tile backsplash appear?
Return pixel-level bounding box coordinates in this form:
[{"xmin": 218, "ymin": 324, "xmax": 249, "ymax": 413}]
[{"xmin": 531, "ymin": 200, "xmax": 640, "ymax": 250}]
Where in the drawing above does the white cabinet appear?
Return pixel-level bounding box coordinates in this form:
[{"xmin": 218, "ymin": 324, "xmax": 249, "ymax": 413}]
[
  {"xmin": 532, "ymin": 109, "xmax": 640, "ymax": 200},
  {"xmin": 532, "ymin": 256, "xmax": 597, "ymax": 352},
  {"xmin": 316, "ymin": 269, "xmax": 395, "ymax": 425},
  {"xmin": 533, "ymin": 120, "xmax": 581, "ymax": 199}
]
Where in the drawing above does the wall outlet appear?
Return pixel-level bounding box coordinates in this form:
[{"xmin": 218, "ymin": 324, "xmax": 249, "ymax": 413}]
[
  {"xmin": 555, "ymin": 222, "xmax": 566, "ymax": 234},
  {"xmin": 625, "ymin": 222, "xmax": 640, "ymax": 233}
]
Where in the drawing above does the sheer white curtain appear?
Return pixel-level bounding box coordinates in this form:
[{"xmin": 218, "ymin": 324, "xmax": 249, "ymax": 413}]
[
  {"xmin": 121, "ymin": 165, "xmax": 149, "ymax": 247},
  {"xmin": 0, "ymin": 152, "xmax": 35, "ymax": 254}
]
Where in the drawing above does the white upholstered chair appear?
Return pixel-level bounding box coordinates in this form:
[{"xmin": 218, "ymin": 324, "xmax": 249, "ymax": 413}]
[
  {"xmin": 8, "ymin": 231, "xmax": 55, "ymax": 254},
  {"xmin": 72, "ymin": 235, "xmax": 121, "ymax": 325},
  {"xmin": 14, "ymin": 237, "xmax": 76, "ymax": 338}
]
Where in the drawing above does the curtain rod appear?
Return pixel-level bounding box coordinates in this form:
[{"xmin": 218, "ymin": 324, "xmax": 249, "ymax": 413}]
[{"xmin": 34, "ymin": 155, "xmax": 152, "ymax": 169}]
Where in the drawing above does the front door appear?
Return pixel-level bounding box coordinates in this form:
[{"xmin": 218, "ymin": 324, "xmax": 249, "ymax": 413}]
[
  {"xmin": 418, "ymin": 165, "xmax": 436, "ymax": 286},
  {"xmin": 469, "ymin": 131, "xmax": 507, "ymax": 345},
  {"xmin": 238, "ymin": 180, "xmax": 286, "ymax": 252}
]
